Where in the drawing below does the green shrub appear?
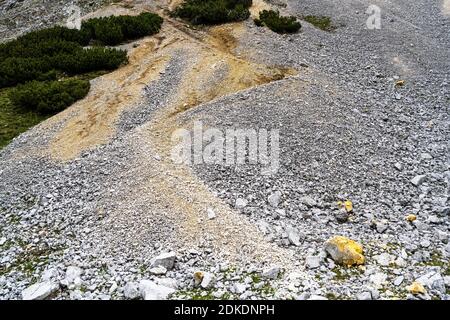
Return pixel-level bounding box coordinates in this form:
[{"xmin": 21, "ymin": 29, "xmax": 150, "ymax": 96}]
[
  {"xmin": 172, "ymin": 0, "xmax": 252, "ymax": 25},
  {"xmin": 0, "ymin": 88, "xmax": 49, "ymax": 149},
  {"xmin": 254, "ymin": 10, "xmax": 301, "ymax": 34},
  {"xmin": 0, "ymin": 57, "xmax": 53, "ymax": 88},
  {"xmin": 0, "ymin": 13, "xmax": 162, "ymax": 87},
  {"xmin": 94, "ymin": 20, "xmax": 124, "ymax": 45},
  {"xmin": 51, "ymin": 47, "xmax": 128, "ymax": 74},
  {"xmin": 15, "ymin": 26, "xmax": 91, "ymax": 46},
  {"xmin": 303, "ymin": 15, "xmax": 333, "ymax": 31},
  {"xmin": 81, "ymin": 12, "xmax": 163, "ymax": 45},
  {"xmin": 0, "ymin": 27, "xmax": 90, "ymax": 61},
  {"xmin": 0, "ymin": 48, "xmax": 127, "ymax": 87},
  {"xmin": 0, "ymin": 40, "xmax": 82, "ymax": 61},
  {"xmin": 9, "ymin": 79, "xmax": 90, "ymax": 114}
]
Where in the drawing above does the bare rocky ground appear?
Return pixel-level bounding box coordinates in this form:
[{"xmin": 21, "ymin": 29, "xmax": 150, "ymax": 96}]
[{"xmin": 0, "ymin": 0, "xmax": 449, "ymax": 300}]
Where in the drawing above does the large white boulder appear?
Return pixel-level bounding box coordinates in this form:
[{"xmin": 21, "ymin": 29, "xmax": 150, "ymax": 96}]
[{"xmin": 22, "ymin": 281, "xmax": 59, "ymax": 300}]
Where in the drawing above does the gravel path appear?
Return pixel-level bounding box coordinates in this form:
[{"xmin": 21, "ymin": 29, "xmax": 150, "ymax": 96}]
[{"xmin": 0, "ymin": 0, "xmax": 449, "ymax": 300}]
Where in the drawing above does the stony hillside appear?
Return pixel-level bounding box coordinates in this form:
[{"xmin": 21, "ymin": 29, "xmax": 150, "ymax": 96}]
[{"xmin": 0, "ymin": 0, "xmax": 449, "ymax": 300}]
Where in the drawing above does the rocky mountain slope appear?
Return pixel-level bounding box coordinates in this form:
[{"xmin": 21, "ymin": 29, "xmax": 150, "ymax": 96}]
[{"xmin": 0, "ymin": 0, "xmax": 449, "ymax": 300}]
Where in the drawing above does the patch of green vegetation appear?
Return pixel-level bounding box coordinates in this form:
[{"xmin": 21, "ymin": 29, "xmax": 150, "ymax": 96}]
[
  {"xmin": 220, "ymin": 266, "xmax": 237, "ymax": 278},
  {"xmin": 177, "ymin": 288, "xmax": 215, "ymax": 300},
  {"xmin": 99, "ymin": 264, "xmax": 109, "ymax": 275},
  {"xmin": 0, "ymin": 13, "xmax": 163, "ymax": 149},
  {"xmin": 0, "ymin": 88, "xmax": 48, "ymax": 149},
  {"xmin": 251, "ymin": 273, "xmax": 262, "ymax": 284},
  {"xmin": 9, "ymin": 79, "xmax": 90, "ymax": 114},
  {"xmin": 81, "ymin": 12, "xmax": 163, "ymax": 45},
  {"xmin": 0, "ymin": 46, "xmax": 128, "ymax": 88},
  {"xmin": 422, "ymin": 251, "xmax": 450, "ymax": 275},
  {"xmin": 7, "ymin": 213, "xmax": 22, "ymax": 225},
  {"xmin": 254, "ymin": 10, "xmax": 301, "ymax": 34},
  {"xmin": 0, "ymin": 239, "xmax": 13, "ymax": 250},
  {"xmin": 325, "ymin": 292, "xmax": 337, "ymax": 300},
  {"xmin": 0, "ymin": 245, "xmax": 61, "ymax": 277},
  {"xmin": 221, "ymin": 291, "xmax": 232, "ymax": 299},
  {"xmin": 303, "ymin": 15, "xmax": 334, "ymax": 31},
  {"xmin": 172, "ymin": 0, "xmax": 252, "ymax": 25},
  {"xmin": 331, "ymin": 265, "xmax": 363, "ymax": 281},
  {"xmin": 257, "ymin": 282, "xmax": 275, "ymax": 295}
]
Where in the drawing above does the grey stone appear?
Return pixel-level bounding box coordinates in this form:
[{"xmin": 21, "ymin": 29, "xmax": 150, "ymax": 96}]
[
  {"xmin": 123, "ymin": 282, "xmax": 140, "ymax": 300},
  {"xmin": 65, "ymin": 266, "xmax": 82, "ymax": 281},
  {"xmin": 374, "ymin": 253, "xmax": 393, "ymax": 266},
  {"xmin": 268, "ymin": 191, "xmax": 282, "ymax": 207},
  {"xmin": 262, "ymin": 266, "xmax": 280, "ymax": 279},
  {"xmin": 207, "ymin": 208, "xmax": 216, "ymax": 220},
  {"xmin": 235, "ymin": 198, "xmax": 248, "ymax": 209},
  {"xmin": 357, "ymin": 291, "xmax": 372, "ymax": 300},
  {"xmin": 308, "ymin": 295, "xmax": 328, "ymax": 300},
  {"xmin": 151, "ymin": 252, "xmax": 176, "ymax": 270},
  {"xmin": 22, "ymin": 281, "xmax": 59, "ymax": 300},
  {"xmin": 149, "ymin": 266, "xmax": 167, "ymax": 275},
  {"xmin": 286, "ymin": 226, "xmax": 301, "ymax": 246},
  {"xmin": 299, "ymin": 196, "xmax": 317, "ymax": 207},
  {"xmin": 200, "ymin": 272, "xmax": 216, "ymax": 289},
  {"xmin": 370, "ymin": 273, "xmax": 388, "ymax": 288},
  {"xmin": 139, "ymin": 280, "xmax": 175, "ymax": 300},
  {"xmin": 416, "ymin": 271, "xmax": 445, "ymax": 293},
  {"xmin": 411, "ymin": 175, "xmax": 426, "ymax": 186},
  {"xmin": 155, "ymin": 278, "xmax": 178, "ymax": 290},
  {"xmin": 305, "ymin": 255, "xmax": 322, "ymax": 269},
  {"xmin": 233, "ymin": 283, "xmax": 247, "ymax": 294},
  {"xmin": 393, "ymin": 276, "xmax": 404, "ymax": 286},
  {"xmin": 41, "ymin": 268, "xmax": 59, "ymax": 281}
]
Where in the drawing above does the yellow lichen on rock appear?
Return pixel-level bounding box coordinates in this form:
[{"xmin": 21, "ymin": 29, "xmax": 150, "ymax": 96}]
[
  {"xmin": 338, "ymin": 200, "xmax": 353, "ymax": 213},
  {"xmin": 407, "ymin": 282, "xmax": 426, "ymax": 295},
  {"xmin": 325, "ymin": 236, "xmax": 365, "ymax": 266},
  {"xmin": 194, "ymin": 271, "xmax": 204, "ymax": 286}
]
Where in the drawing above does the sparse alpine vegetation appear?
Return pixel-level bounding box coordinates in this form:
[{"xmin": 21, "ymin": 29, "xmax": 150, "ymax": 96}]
[
  {"xmin": 254, "ymin": 10, "xmax": 301, "ymax": 34},
  {"xmin": 172, "ymin": 0, "xmax": 252, "ymax": 25}
]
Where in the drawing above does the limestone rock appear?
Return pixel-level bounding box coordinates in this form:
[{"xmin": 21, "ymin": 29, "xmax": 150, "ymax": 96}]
[
  {"xmin": 149, "ymin": 266, "xmax": 167, "ymax": 275},
  {"xmin": 262, "ymin": 266, "xmax": 280, "ymax": 279},
  {"xmin": 286, "ymin": 226, "xmax": 301, "ymax": 246},
  {"xmin": 235, "ymin": 198, "xmax": 248, "ymax": 209},
  {"xmin": 151, "ymin": 252, "xmax": 176, "ymax": 270},
  {"xmin": 324, "ymin": 236, "xmax": 365, "ymax": 266},
  {"xmin": 411, "ymin": 175, "xmax": 426, "ymax": 186},
  {"xmin": 139, "ymin": 280, "xmax": 175, "ymax": 300},
  {"xmin": 123, "ymin": 282, "xmax": 140, "ymax": 300},
  {"xmin": 268, "ymin": 191, "xmax": 282, "ymax": 207},
  {"xmin": 200, "ymin": 272, "xmax": 216, "ymax": 289},
  {"xmin": 22, "ymin": 281, "xmax": 59, "ymax": 300},
  {"xmin": 407, "ymin": 282, "xmax": 426, "ymax": 295}
]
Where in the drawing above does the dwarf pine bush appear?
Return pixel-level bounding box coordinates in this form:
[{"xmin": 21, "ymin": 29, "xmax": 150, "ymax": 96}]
[
  {"xmin": 9, "ymin": 79, "xmax": 90, "ymax": 114},
  {"xmin": 254, "ymin": 10, "xmax": 301, "ymax": 34},
  {"xmin": 172, "ymin": 0, "xmax": 252, "ymax": 25}
]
